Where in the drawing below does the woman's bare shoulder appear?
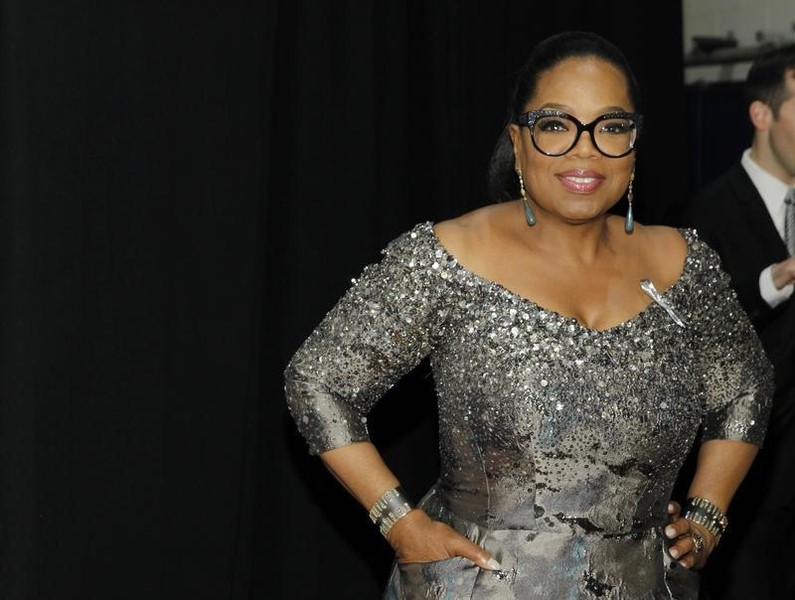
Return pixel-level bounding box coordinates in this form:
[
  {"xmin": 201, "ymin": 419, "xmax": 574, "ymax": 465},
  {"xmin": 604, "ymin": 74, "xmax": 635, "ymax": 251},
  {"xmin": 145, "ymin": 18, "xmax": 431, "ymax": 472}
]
[
  {"xmin": 638, "ymin": 223, "xmax": 688, "ymax": 253},
  {"xmin": 634, "ymin": 223, "xmax": 689, "ymax": 283},
  {"xmin": 433, "ymin": 203, "xmax": 515, "ymax": 260}
]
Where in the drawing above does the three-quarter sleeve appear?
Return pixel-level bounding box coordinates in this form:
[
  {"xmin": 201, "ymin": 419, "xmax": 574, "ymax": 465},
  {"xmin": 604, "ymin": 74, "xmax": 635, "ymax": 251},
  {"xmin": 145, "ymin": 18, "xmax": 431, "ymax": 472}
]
[
  {"xmin": 686, "ymin": 231, "xmax": 774, "ymax": 446},
  {"xmin": 284, "ymin": 223, "xmax": 453, "ymax": 455}
]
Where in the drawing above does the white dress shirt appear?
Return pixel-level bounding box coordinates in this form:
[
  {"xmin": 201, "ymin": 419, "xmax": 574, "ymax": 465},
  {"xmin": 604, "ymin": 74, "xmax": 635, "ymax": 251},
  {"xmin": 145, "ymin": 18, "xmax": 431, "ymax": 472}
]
[{"xmin": 740, "ymin": 148, "xmax": 794, "ymax": 307}]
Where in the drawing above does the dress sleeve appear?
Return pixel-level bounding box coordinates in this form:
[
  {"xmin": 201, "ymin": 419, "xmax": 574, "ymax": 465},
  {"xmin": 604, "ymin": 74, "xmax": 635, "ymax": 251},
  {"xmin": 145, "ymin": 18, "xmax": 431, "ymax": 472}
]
[
  {"xmin": 686, "ymin": 230, "xmax": 775, "ymax": 446},
  {"xmin": 283, "ymin": 224, "xmax": 452, "ymax": 455}
]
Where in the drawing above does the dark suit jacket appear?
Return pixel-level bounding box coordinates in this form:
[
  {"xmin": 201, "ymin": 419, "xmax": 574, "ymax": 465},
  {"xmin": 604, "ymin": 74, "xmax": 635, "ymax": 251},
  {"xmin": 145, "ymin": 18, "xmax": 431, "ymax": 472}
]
[{"xmin": 682, "ymin": 161, "xmax": 795, "ymax": 410}]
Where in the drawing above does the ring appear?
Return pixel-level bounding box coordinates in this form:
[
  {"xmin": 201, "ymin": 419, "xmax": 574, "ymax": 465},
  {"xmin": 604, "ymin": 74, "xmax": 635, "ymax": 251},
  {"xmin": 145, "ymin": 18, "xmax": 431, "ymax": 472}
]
[{"xmin": 689, "ymin": 529, "xmax": 705, "ymax": 555}]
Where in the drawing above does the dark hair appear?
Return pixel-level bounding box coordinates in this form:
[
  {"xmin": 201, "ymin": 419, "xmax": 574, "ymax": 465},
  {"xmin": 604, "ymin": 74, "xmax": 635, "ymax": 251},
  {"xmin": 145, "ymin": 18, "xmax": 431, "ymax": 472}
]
[
  {"xmin": 744, "ymin": 43, "xmax": 795, "ymax": 117},
  {"xmin": 487, "ymin": 31, "xmax": 642, "ymax": 202}
]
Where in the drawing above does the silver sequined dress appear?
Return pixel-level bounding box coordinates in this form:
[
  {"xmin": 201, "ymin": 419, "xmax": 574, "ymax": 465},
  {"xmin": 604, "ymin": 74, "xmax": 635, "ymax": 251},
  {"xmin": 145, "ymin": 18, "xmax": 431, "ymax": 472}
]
[{"xmin": 284, "ymin": 222, "xmax": 773, "ymax": 599}]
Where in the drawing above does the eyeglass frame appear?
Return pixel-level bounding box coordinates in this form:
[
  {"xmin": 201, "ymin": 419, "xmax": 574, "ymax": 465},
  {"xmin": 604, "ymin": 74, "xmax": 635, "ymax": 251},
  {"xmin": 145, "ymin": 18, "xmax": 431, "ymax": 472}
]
[{"xmin": 513, "ymin": 109, "xmax": 643, "ymax": 158}]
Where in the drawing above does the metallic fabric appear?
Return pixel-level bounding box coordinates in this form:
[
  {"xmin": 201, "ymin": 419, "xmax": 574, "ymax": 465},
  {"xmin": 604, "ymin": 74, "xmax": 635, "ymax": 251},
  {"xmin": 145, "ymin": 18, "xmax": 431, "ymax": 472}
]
[{"xmin": 284, "ymin": 222, "xmax": 774, "ymax": 599}]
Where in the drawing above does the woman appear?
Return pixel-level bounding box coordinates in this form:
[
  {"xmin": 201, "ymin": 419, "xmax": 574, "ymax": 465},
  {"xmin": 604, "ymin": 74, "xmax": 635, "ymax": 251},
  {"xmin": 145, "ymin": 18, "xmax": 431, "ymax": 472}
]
[{"xmin": 284, "ymin": 31, "xmax": 773, "ymax": 598}]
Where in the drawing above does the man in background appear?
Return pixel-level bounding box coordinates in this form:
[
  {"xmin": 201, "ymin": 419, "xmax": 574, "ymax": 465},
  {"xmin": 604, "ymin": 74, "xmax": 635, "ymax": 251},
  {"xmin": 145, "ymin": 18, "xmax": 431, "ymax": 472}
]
[{"xmin": 681, "ymin": 43, "xmax": 795, "ymax": 600}]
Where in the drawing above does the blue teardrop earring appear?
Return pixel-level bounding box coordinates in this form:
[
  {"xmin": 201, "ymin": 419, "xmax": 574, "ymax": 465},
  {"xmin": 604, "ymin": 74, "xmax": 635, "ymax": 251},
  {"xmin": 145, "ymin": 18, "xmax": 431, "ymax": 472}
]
[
  {"xmin": 517, "ymin": 169, "xmax": 536, "ymax": 226},
  {"xmin": 624, "ymin": 167, "xmax": 635, "ymax": 234}
]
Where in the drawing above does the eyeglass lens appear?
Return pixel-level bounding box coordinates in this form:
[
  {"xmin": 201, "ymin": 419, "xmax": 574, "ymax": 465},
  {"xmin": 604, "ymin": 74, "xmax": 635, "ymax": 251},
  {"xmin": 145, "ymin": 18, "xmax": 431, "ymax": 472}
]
[{"xmin": 533, "ymin": 114, "xmax": 637, "ymax": 157}]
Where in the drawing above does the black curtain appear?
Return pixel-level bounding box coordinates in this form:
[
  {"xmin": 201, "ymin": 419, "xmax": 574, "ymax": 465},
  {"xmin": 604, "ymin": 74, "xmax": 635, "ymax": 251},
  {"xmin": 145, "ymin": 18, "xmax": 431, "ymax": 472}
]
[
  {"xmin": 0, "ymin": 2, "xmax": 685, "ymax": 599},
  {"xmin": 684, "ymin": 81, "xmax": 751, "ymax": 202}
]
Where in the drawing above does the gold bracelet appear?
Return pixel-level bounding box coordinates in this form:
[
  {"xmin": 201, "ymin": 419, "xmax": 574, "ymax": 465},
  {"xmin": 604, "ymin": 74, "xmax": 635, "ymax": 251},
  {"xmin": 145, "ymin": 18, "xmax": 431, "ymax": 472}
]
[
  {"xmin": 368, "ymin": 486, "xmax": 414, "ymax": 538},
  {"xmin": 682, "ymin": 496, "xmax": 728, "ymax": 546}
]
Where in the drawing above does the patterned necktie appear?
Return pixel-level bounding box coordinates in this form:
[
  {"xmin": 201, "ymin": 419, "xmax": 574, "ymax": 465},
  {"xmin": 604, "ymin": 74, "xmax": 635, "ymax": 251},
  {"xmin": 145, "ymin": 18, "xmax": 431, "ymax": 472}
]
[{"xmin": 786, "ymin": 188, "xmax": 795, "ymax": 256}]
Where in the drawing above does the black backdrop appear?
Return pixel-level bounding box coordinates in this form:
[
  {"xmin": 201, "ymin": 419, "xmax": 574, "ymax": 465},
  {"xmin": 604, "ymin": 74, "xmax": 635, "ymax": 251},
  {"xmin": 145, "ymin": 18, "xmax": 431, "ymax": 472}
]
[{"xmin": 0, "ymin": 2, "xmax": 686, "ymax": 598}]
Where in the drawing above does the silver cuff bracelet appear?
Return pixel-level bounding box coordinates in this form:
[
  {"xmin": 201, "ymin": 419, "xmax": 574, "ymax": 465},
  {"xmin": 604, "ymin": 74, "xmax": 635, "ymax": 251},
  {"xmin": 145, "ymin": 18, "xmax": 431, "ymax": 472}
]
[
  {"xmin": 682, "ymin": 496, "xmax": 728, "ymax": 546},
  {"xmin": 368, "ymin": 486, "xmax": 414, "ymax": 538}
]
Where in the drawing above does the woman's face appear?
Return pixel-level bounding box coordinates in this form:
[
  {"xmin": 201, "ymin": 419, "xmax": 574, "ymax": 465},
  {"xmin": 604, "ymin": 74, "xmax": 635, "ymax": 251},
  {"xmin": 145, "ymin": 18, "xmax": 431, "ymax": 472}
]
[{"xmin": 509, "ymin": 56, "xmax": 636, "ymax": 225}]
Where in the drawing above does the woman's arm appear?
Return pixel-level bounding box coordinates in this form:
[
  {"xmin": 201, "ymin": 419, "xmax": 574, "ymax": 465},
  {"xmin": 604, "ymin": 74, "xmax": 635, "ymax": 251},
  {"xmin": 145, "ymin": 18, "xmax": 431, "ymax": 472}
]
[
  {"xmin": 664, "ymin": 234, "xmax": 773, "ymax": 569},
  {"xmin": 666, "ymin": 439, "xmax": 759, "ymax": 568},
  {"xmin": 320, "ymin": 442, "xmax": 501, "ymax": 569}
]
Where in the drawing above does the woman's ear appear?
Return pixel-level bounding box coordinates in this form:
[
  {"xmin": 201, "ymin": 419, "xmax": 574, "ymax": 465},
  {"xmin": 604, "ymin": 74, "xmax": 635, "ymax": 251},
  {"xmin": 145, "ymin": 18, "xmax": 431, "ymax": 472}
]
[{"xmin": 508, "ymin": 124, "xmax": 522, "ymax": 165}]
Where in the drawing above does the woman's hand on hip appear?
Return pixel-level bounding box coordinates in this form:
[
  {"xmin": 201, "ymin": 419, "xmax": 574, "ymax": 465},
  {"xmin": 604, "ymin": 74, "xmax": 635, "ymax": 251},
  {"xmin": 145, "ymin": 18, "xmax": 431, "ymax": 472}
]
[{"xmin": 386, "ymin": 509, "xmax": 502, "ymax": 571}]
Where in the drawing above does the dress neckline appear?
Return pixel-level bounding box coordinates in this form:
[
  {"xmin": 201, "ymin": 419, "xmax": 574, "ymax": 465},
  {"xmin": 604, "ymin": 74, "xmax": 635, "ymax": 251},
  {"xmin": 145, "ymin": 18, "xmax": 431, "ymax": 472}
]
[{"xmin": 418, "ymin": 221, "xmax": 693, "ymax": 335}]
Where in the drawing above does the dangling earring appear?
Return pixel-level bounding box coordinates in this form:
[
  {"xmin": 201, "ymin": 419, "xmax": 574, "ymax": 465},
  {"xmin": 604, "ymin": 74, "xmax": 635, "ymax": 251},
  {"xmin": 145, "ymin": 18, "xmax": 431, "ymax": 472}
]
[
  {"xmin": 517, "ymin": 169, "xmax": 536, "ymax": 226},
  {"xmin": 624, "ymin": 167, "xmax": 635, "ymax": 234}
]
